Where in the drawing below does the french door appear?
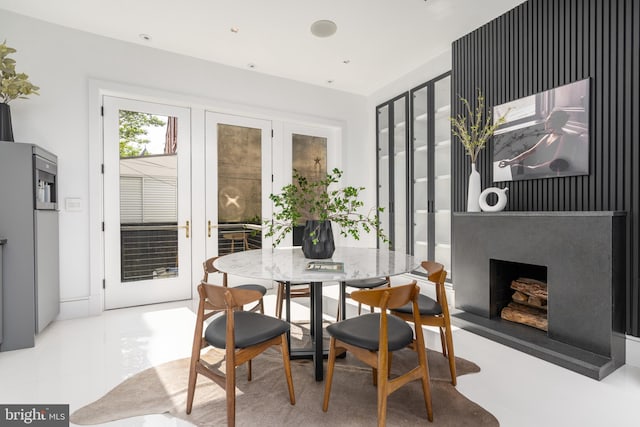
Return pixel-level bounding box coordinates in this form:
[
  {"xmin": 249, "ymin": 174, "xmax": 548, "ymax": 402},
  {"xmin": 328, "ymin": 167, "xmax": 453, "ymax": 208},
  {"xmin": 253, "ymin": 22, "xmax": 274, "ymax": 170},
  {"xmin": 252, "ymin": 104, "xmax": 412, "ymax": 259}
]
[
  {"xmin": 204, "ymin": 112, "xmax": 272, "ymax": 257},
  {"xmin": 103, "ymin": 96, "xmax": 192, "ymax": 309}
]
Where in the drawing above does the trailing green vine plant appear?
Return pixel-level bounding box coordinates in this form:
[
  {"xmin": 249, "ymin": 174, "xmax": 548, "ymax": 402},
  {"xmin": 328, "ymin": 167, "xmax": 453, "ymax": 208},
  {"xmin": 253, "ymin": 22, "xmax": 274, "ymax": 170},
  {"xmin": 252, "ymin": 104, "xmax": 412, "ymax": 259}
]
[{"xmin": 265, "ymin": 168, "xmax": 389, "ymax": 246}]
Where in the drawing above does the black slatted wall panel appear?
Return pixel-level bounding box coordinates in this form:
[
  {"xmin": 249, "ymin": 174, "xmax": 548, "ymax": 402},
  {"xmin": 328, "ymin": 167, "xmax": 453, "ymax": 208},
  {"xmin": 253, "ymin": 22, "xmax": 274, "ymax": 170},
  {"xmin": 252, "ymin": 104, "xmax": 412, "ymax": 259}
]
[{"xmin": 451, "ymin": 0, "xmax": 640, "ymax": 336}]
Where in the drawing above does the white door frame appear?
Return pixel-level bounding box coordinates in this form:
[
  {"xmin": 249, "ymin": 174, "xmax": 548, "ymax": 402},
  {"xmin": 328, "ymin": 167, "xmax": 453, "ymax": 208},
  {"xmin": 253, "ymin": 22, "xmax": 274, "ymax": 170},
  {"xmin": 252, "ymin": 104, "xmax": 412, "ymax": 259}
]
[{"xmin": 102, "ymin": 96, "xmax": 192, "ymax": 309}]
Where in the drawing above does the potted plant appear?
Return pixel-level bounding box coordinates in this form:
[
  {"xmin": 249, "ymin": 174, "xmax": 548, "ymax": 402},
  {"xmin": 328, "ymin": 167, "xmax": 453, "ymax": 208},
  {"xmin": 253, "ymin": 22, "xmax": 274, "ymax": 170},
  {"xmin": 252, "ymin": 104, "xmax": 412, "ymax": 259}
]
[
  {"xmin": 450, "ymin": 90, "xmax": 508, "ymax": 212},
  {"xmin": 0, "ymin": 41, "xmax": 40, "ymax": 142},
  {"xmin": 265, "ymin": 168, "xmax": 388, "ymax": 259}
]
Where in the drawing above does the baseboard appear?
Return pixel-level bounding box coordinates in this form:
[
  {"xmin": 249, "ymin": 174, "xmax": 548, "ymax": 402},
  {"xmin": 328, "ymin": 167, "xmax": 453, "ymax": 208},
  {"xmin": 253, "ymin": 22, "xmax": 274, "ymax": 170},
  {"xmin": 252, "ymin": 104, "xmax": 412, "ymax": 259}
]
[
  {"xmin": 56, "ymin": 298, "xmax": 91, "ymax": 320},
  {"xmin": 626, "ymin": 335, "xmax": 640, "ymax": 368}
]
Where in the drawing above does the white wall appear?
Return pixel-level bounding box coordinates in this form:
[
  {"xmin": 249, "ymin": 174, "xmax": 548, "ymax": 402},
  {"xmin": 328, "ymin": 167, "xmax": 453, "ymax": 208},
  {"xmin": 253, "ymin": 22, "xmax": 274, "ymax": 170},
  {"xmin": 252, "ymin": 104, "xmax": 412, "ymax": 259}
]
[{"xmin": 0, "ymin": 10, "xmax": 370, "ymax": 317}]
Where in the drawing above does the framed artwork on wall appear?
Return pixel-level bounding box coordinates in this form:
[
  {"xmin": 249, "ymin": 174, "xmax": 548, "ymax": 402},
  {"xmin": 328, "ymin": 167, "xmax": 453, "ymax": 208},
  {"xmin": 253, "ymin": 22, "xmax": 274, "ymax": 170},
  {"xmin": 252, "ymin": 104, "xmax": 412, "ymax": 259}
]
[{"xmin": 492, "ymin": 78, "xmax": 590, "ymax": 182}]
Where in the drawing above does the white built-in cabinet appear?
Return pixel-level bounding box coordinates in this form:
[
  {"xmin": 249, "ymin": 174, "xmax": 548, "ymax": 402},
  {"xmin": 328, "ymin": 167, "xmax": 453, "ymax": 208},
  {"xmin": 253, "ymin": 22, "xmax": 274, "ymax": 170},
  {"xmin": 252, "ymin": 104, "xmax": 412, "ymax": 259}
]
[{"xmin": 377, "ymin": 72, "xmax": 451, "ymax": 278}]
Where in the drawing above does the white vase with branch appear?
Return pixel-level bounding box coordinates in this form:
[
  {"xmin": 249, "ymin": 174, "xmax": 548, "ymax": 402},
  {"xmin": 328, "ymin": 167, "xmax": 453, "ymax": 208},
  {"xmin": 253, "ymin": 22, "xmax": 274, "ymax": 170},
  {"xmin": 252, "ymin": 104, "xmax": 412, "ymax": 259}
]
[{"xmin": 450, "ymin": 90, "xmax": 508, "ymax": 212}]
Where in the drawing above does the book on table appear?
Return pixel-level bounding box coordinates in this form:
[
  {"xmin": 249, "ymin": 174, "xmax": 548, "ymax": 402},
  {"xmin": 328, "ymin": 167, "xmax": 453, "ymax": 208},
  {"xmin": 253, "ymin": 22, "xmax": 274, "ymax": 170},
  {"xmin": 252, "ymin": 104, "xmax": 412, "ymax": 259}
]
[{"xmin": 305, "ymin": 261, "xmax": 345, "ymax": 273}]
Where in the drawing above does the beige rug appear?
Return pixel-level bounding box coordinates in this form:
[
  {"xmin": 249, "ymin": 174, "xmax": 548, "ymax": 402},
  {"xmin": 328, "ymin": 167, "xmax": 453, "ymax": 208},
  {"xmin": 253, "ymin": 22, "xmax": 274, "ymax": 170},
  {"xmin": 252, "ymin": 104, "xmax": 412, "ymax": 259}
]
[{"xmin": 71, "ymin": 325, "xmax": 498, "ymax": 426}]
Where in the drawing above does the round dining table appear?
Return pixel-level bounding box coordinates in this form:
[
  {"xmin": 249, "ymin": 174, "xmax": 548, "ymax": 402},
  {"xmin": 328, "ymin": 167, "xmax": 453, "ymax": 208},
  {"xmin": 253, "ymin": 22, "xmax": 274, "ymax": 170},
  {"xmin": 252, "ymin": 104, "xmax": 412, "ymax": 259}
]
[{"xmin": 214, "ymin": 246, "xmax": 419, "ymax": 381}]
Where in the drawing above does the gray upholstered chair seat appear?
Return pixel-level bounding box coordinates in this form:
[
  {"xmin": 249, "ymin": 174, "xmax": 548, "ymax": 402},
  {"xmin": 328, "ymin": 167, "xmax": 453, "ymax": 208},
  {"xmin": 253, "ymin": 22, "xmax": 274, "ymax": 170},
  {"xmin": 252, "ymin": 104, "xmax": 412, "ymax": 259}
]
[
  {"xmin": 393, "ymin": 293, "xmax": 442, "ymax": 316},
  {"xmin": 326, "ymin": 313, "xmax": 413, "ymax": 351},
  {"xmin": 205, "ymin": 311, "xmax": 290, "ymax": 349}
]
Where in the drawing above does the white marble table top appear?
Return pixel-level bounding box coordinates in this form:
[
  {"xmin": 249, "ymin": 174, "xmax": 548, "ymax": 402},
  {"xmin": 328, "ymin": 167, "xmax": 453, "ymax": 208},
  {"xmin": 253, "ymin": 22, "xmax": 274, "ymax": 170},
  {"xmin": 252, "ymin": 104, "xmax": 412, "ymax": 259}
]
[{"xmin": 213, "ymin": 246, "xmax": 419, "ymax": 282}]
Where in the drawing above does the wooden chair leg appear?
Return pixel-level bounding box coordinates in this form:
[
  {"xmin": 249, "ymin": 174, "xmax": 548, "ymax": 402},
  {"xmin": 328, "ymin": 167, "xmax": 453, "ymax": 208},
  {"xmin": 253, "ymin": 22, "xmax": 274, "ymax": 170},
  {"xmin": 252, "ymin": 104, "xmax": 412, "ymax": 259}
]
[
  {"xmin": 416, "ymin": 339, "xmax": 433, "ymax": 422},
  {"xmin": 377, "ymin": 353, "xmax": 389, "ymax": 427},
  {"xmin": 226, "ymin": 352, "xmax": 236, "ymax": 427},
  {"xmin": 280, "ymin": 334, "xmax": 296, "ymax": 404},
  {"xmin": 322, "ymin": 337, "xmax": 338, "ymax": 412},
  {"xmin": 247, "ymin": 360, "xmax": 252, "ymax": 381},
  {"xmin": 439, "ymin": 326, "xmax": 448, "ymax": 357},
  {"xmin": 444, "ymin": 324, "xmax": 457, "ymax": 386},
  {"xmin": 275, "ymin": 283, "xmax": 283, "ymax": 319},
  {"xmin": 186, "ymin": 360, "xmax": 198, "ymax": 414}
]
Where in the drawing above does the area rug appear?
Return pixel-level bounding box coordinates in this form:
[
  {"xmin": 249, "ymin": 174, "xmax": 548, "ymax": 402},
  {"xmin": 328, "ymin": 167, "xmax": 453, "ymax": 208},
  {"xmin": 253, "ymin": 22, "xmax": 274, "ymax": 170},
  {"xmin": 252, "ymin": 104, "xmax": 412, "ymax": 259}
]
[{"xmin": 71, "ymin": 324, "xmax": 498, "ymax": 426}]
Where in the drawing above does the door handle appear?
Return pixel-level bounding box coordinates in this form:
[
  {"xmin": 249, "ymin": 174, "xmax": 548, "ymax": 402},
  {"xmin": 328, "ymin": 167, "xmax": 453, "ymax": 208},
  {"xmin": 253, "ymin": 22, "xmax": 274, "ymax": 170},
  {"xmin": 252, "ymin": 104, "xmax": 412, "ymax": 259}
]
[
  {"xmin": 179, "ymin": 220, "xmax": 190, "ymax": 238},
  {"xmin": 208, "ymin": 220, "xmax": 213, "ymax": 238}
]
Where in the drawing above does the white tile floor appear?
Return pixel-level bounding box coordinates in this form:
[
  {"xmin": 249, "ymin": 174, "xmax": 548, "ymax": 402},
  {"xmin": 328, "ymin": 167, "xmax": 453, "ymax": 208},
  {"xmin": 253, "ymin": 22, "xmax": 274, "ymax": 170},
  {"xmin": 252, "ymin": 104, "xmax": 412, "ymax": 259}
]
[{"xmin": 1, "ymin": 285, "xmax": 639, "ymax": 427}]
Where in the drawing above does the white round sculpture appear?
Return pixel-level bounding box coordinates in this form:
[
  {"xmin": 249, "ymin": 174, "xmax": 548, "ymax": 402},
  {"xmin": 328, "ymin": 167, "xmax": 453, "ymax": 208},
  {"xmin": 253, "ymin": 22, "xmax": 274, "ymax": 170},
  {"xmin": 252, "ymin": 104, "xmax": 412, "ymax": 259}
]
[{"xmin": 479, "ymin": 187, "xmax": 509, "ymax": 212}]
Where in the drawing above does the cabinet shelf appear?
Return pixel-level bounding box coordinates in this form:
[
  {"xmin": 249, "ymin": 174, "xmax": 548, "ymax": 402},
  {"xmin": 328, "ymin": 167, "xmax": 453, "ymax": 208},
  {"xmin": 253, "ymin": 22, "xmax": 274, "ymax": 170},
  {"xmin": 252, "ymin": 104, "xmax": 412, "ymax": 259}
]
[{"xmin": 435, "ymin": 104, "xmax": 451, "ymax": 117}]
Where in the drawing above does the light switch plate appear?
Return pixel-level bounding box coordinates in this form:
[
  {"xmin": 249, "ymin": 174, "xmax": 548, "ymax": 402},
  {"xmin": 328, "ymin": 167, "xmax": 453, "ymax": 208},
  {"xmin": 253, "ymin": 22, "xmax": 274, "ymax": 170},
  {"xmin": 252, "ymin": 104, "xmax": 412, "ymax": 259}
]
[{"xmin": 65, "ymin": 198, "xmax": 82, "ymax": 212}]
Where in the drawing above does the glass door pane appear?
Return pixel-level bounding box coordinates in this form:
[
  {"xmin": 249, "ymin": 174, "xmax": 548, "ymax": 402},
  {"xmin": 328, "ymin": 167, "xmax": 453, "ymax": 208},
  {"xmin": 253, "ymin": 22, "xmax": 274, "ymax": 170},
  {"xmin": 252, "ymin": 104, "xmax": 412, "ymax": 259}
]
[
  {"xmin": 433, "ymin": 75, "xmax": 451, "ymax": 274},
  {"xmin": 412, "ymin": 85, "xmax": 429, "ymax": 261},
  {"xmin": 291, "ymin": 133, "xmax": 328, "ymax": 245},
  {"xmin": 217, "ymin": 124, "xmax": 264, "ymax": 254},
  {"xmin": 377, "ymin": 105, "xmax": 390, "ymax": 248},
  {"xmin": 205, "ymin": 113, "xmax": 272, "ymax": 258},
  {"xmin": 393, "ymin": 96, "xmax": 408, "ymax": 253}
]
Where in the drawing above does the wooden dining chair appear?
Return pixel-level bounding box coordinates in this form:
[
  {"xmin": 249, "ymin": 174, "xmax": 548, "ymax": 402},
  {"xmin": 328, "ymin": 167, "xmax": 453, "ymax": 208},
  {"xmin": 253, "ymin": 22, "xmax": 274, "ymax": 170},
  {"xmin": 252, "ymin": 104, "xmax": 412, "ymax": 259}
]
[
  {"xmin": 322, "ymin": 281, "xmax": 433, "ymax": 426},
  {"xmin": 186, "ymin": 282, "xmax": 295, "ymax": 427},
  {"xmin": 391, "ymin": 261, "xmax": 456, "ymax": 385},
  {"xmin": 203, "ymin": 256, "xmax": 266, "ymax": 314},
  {"xmin": 275, "ymin": 281, "xmax": 311, "ymax": 319},
  {"xmin": 336, "ymin": 277, "xmax": 390, "ymax": 320}
]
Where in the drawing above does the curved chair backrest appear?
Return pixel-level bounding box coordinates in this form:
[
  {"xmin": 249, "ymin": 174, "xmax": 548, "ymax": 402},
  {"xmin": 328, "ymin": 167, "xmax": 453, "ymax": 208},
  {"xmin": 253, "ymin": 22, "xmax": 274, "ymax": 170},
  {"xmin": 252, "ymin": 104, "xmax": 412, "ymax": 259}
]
[
  {"xmin": 350, "ymin": 281, "xmax": 419, "ymax": 311},
  {"xmin": 198, "ymin": 282, "xmax": 262, "ymax": 313},
  {"xmin": 422, "ymin": 261, "xmax": 446, "ymax": 286},
  {"xmin": 202, "ymin": 256, "xmax": 228, "ymax": 287},
  {"xmin": 422, "ymin": 260, "xmax": 449, "ymax": 315}
]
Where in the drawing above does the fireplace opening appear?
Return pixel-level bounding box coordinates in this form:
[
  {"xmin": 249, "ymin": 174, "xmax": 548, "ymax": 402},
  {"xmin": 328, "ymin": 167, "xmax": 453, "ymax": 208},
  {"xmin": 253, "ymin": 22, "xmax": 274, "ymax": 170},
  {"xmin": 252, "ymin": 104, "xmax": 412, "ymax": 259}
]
[{"xmin": 490, "ymin": 259, "xmax": 548, "ymax": 331}]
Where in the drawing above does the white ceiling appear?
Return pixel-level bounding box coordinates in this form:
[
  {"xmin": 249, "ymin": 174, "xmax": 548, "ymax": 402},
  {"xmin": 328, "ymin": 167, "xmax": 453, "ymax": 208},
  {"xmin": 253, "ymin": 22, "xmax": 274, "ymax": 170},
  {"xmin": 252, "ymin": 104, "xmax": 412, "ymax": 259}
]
[{"xmin": 0, "ymin": 0, "xmax": 525, "ymax": 95}]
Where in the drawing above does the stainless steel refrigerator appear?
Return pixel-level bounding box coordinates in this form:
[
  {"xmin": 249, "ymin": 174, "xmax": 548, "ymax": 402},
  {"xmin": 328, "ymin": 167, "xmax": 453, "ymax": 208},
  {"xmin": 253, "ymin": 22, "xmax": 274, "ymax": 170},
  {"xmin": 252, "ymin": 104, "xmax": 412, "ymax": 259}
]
[{"xmin": 0, "ymin": 141, "xmax": 60, "ymax": 351}]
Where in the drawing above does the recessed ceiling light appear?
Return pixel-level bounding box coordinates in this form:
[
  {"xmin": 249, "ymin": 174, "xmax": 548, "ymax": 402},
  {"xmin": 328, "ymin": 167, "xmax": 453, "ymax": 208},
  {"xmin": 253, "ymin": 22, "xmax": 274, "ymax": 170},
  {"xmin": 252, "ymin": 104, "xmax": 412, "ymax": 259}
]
[
  {"xmin": 342, "ymin": 60, "xmax": 351, "ymax": 64},
  {"xmin": 310, "ymin": 20, "xmax": 337, "ymax": 38},
  {"xmin": 139, "ymin": 33, "xmax": 152, "ymax": 41},
  {"xmin": 248, "ymin": 63, "xmax": 256, "ymax": 69},
  {"xmin": 327, "ymin": 80, "xmax": 334, "ymax": 84},
  {"xmin": 230, "ymin": 27, "xmax": 239, "ymax": 33}
]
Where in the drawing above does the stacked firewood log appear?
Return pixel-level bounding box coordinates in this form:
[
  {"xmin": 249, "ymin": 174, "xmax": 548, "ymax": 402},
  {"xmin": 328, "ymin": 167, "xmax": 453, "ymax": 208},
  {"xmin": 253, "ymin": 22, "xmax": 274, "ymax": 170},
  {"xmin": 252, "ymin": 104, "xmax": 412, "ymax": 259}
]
[{"xmin": 500, "ymin": 277, "xmax": 548, "ymax": 331}]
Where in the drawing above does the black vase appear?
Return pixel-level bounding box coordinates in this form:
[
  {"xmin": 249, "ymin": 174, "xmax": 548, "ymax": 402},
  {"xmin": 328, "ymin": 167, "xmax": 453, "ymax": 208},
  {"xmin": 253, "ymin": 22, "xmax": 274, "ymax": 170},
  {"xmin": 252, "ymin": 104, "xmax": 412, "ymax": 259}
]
[
  {"xmin": 301, "ymin": 220, "xmax": 335, "ymax": 259},
  {"xmin": 0, "ymin": 103, "xmax": 14, "ymax": 142}
]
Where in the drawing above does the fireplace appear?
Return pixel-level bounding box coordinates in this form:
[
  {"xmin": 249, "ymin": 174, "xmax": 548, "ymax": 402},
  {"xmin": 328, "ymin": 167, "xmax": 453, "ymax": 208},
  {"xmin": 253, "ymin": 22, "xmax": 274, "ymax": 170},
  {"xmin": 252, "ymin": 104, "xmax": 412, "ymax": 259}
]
[
  {"xmin": 491, "ymin": 260, "xmax": 548, "ymax": 330},
  {"xmin": 452, "ymin": 212, "xmax": 626, "ymax": 380}
]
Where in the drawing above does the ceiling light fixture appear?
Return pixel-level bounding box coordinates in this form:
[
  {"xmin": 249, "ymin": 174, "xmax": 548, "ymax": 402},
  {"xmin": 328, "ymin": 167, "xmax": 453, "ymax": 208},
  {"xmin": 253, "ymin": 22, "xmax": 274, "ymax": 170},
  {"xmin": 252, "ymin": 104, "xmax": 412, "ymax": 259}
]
[
  {"xmin": 310, "ymin": 20, "xmax": 337, "ymax": 38},
  {"xmin": 230, "ymin": 27, "xmax": 239, "ymax": 33},
  {"xmin": 342, "ymin": 60, "xmax": 351, "ymax": 64},
  {"xmin": 248, "ymin": 63, "xmax": 256, "ymax": 69},
  {"xmin": 327, "ymin": 80, "xmax": 334, "ymax": 84},
  {"xmin": 138, "ymin": 33, "xmax": 152, "ymax": 41}
]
